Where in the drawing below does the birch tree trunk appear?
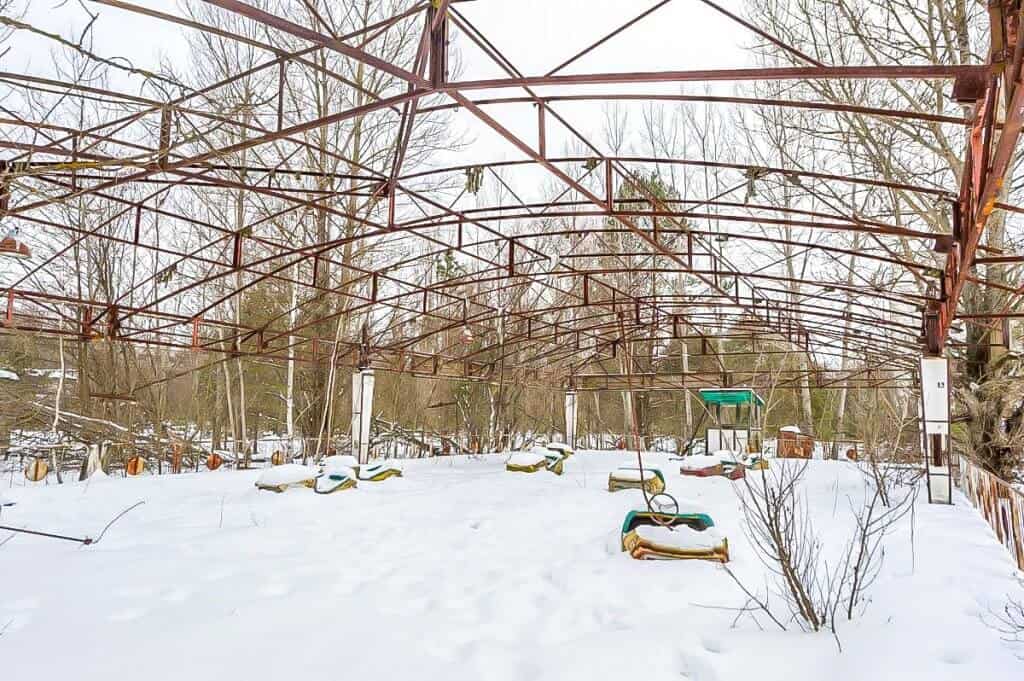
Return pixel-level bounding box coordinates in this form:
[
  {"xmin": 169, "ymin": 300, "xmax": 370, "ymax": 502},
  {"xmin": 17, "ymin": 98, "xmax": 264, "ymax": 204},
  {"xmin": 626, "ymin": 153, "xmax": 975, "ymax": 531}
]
[
  {"xmin": 221, "ymin": 329, "xmax": 237, "ymax": 459},
  {"xmin": 835, "ymin": 243, "xmax": 860, "ymax": 437},
  {"xmin": 286, "ymin": 266, "xmax": 298, "ymax": 453},
  {"xmin": 681, "ymin": 340, "xmax": 692, "ymax": 438},
  {"xmin": 233, "ymin": 114, "xmax": 250, "ymax": 466},
  {"xmin": 52, "ymin": 336, "xmax": 65, "ymax": 483}
]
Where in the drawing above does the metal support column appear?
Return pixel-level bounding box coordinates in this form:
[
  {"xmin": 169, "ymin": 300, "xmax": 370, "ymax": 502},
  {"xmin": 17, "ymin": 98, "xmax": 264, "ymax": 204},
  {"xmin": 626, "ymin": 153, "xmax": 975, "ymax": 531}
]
[
  {"xmin": 564, "ymin": 389, "xmax": 578, "ymax": 449},
  {"xmin": 351, "ymin": 368, "xmax": 376, "ymax": 464}
]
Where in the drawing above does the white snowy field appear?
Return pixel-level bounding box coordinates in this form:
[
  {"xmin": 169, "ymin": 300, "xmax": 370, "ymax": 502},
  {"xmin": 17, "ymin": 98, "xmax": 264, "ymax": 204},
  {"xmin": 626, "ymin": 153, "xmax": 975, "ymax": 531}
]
[{"xmin": 1, "ymin": 452, "xmax": 1022, "ymax": 681}]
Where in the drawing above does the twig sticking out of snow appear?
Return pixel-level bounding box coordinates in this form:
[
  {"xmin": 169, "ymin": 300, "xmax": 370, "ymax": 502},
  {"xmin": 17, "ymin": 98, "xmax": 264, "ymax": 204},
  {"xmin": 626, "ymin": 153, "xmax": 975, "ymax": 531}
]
[
  {"xmin": 988, "ymin": 584, "xmax": 1024, "ymax": 653},
  {"xmin": 92, "ymin": 501, "xmax": 146, "ymax": 545},
  {"xmin": 718, "ymin": 564, "xmax": 787, "ymax": 632},
  {"xmin": 0, "ymin": 500, "xmax": 145, "ymax": 546}
]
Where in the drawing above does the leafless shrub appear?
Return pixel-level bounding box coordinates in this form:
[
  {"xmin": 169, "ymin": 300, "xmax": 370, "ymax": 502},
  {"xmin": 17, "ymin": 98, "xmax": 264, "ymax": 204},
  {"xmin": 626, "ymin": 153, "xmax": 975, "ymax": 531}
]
[
  {"xmin": 859, "ymin": 415, "xmax": 925, "ymax": 511},
  {"xmin": 992, "ymin": 591, "xmax": 1024, "ymax": 654},
  {"xmin": 737, "ymin": 459, "xmax": 832, "ymax": 632},
  {"xmin": 734, "ymin": 457, "xmax": 918, "ymax": 641},
  {"xmin": 835, "ymin": 469, "xmax": 918, "ymax": 620}
]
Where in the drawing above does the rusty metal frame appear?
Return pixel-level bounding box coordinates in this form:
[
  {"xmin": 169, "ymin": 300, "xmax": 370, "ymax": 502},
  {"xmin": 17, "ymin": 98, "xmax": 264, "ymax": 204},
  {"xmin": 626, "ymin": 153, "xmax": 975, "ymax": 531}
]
[{"xmin": 2, "ymin": 0, "xmax": 1022, "ymax": 395}]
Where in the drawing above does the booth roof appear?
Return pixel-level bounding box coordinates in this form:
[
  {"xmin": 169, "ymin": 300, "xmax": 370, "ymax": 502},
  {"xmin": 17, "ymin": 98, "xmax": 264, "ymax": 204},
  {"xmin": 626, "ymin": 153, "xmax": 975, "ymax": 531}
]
[{"xmin": 697, "ymin": 388, "xmax": 765, "ymax": 407}]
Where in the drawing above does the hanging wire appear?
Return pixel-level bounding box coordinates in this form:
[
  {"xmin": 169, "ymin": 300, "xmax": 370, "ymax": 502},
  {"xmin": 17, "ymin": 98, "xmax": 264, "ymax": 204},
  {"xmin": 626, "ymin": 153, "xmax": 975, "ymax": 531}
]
[{"xmin": 617, "ymin": 313, "xmax": 678, "ymax": 523}]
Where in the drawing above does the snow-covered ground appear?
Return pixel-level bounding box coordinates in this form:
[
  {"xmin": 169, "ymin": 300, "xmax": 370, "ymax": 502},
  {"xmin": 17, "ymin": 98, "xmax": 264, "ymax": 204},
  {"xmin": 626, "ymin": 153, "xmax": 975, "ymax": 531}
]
[{"xmin": 1, "ymin": 452, "xmax": 1022, "ymax": 680}]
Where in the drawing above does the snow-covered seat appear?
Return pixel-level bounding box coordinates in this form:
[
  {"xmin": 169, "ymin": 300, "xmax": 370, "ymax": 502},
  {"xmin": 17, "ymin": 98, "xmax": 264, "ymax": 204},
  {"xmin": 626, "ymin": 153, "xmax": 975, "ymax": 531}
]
[
  {"xmin": 314, "ymin": 469, "xmax": 357, "ymax": 494},
  {"xmin": 356, "ymin": 461, "xmax": 402, "ymax": 482},
  {"xmin": 713, "ymin": 449, "xmax": 743, "ymax": 464},
  {"xmin": 716, "ymin": 451, "xmax": 747, "ymax": 480},
  {"xmin": 679, "ymin": 454, "xmax": 725, "ymax": 477},
  {"xmin": 607, "ymin": 466, "xmax": 666, "ymax": 494},
  {"xmin": 321, "ymin": 455, "xmax": 401, "ymax": 482},
  {"xmin": 322, "ymin": 454, "xmax": 359, "ymax": 470},
  {"xmin": 312, "ymin": 457, "xmax": 358, "ymax": 494},
  {"xmin": 540, "ymin": 445, "xmax": 570, "ymax": 475},
  {"xmin": 680, "ymin": 452, "xmax": 746, "ymax": 479},
  {"xmin": 620, "ymin": 510, "xmax": 728, "ymax": 562},
  {"xmin": 746, "ymin": 454, "xmax": 770, "ymax": 470},
  {"xmin": 255, "ymin": 463, "xmax": 318, "ymax": 493},
  {"xmin": 506, "ymin": 450, "xmax": 549, "ymax": 474},
  {"xmin": 545, "ymin": 442, "xmax": 574, "ymax": 458}
]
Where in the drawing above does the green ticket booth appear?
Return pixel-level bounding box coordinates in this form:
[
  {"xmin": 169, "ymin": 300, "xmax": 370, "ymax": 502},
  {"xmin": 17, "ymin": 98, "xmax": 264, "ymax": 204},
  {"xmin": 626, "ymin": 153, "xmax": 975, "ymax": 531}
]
[{"xmin": 698, "ymin": 388, "xmax": 764, "ymax": 454}]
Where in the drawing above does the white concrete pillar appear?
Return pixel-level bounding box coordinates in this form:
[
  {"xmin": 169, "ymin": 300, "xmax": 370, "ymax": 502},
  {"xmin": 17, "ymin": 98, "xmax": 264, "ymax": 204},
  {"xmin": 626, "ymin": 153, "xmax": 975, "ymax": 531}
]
[
  {"xmin": 351, "ymin": 368, "xmax": 375, "ymax": 464},
  {"xmin": 920, "ymin": 356, "xmax": 951, "ymax": 504},
  {"xmin": 84, "ymin": 443, "xmax": 102, "ymax": 478},
  {"xmin": 564, "ymin": 390, "xmax": 578, "ymax": 449}
]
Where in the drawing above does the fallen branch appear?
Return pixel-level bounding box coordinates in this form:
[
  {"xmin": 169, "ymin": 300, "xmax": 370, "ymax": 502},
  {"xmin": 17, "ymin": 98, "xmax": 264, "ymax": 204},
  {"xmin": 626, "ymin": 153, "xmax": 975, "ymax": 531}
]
[
  {"xmin": 0, "ymin": 500, "xmax": 145, "ymax": 546},
  {"xmin": 372, "ymin": 416, "xmax": 468, "ymax": 456}
]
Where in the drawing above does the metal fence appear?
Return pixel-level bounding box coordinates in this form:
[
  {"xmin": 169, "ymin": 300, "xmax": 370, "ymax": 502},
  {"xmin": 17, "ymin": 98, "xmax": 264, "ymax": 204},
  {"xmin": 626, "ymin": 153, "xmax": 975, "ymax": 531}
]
[{"xmin": 957, "ymin": 455, "xmax": 1024, "ymax": 571}]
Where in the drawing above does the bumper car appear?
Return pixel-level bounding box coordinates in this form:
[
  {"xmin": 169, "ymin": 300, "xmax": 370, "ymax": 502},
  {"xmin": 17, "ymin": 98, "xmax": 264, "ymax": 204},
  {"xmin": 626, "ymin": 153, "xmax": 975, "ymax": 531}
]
[
  {"xmin": 679, "ymin": 455, "xmax": 725, "ymax": 477},
  {"xmin": 507, "ymin": 448, "xmax": 567, "ymax": 475},
  {"xmin": 312, "ymin": 456, "xmax": 359, "ymax": 493},
  {"xmin": 620, "ymin": 510, "xmax": 729, "ymax": 562},
  {"xmin": 357, "ymin": 461, "xmax": 403, "ymax": 482},
  {"xmin": 746, "ymin": 455, "xmax": 770, "ymax": 471},
  {"xmin": 506, "ymin": 450, "xmax": 548, "ymax": 473},
  {"xmin": 722, "ymin": 462, "xmax": 746, "ymax": 480},
  {"xmin": 321, "ymin": 454, "xmax": 401, "ymax": 482},
  {"xmin": 680, "ymin": 452, "xmax": 747, "ymax": 479},
  {"xmin": 314, "ymin": 468, "xmax": 358, "ymax": 494},
  {"xmin": 607, "ymin": 467, "xmax": 666, "ymax": 494},
  {"xmin": 255, "ymin": 463, "xmax": 318, "ymax": 493},
  {"xmin": 543, "ymin": 448, "xmax": 568, "ymax": 475},
  {"xmin": 545, "ymin": 442, "xmax": 574, "ymax": 458}
]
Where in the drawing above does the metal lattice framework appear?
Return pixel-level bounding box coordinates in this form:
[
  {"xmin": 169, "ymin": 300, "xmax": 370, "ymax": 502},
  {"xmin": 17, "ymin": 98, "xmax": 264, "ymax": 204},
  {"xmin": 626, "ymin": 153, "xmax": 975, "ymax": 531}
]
[{"xmin": 2, "ymin": 0, "xmax": 1023, "ymax": 395}]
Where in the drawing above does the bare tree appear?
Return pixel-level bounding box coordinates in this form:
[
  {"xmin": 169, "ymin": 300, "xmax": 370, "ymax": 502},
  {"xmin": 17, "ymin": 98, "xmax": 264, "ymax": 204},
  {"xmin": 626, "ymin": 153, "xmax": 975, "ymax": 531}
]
[
  {"xmin": 955, "ymin": 353, "xmax": 1024, "ymax": 482},
  {"xmin": 743, "ymin": 0, "xmax": 1018, "ymax": 473}
]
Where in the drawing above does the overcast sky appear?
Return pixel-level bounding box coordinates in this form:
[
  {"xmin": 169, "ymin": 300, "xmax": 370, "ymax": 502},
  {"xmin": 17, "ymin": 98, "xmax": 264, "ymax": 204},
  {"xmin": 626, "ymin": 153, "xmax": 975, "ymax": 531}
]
[
  {"xmin": 8, "ymin": 1, "xmax": 756, "ymax": 170},
  {"xmin": 12, "ymin": 1, "xmax": 751, "ymax": 77}
]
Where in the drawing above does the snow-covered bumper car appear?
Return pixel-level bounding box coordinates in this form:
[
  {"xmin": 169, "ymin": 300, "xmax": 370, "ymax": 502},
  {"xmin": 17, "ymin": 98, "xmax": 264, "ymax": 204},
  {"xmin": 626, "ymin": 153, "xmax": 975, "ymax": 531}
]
[
  {"xmin": 607, "ymin": 466, "xmax": 666, "ymax": 494},
  {"xmin": 506, "ymin": 447, "xmax": 567, "ymax": 475},
  {"xmin": 320, "ymin": 455, "xmax": 402, "ymax": 483},
  {"xmin": 255, "ymin": 464, "xmax": 319, "ymax": 493},
  {"xmin": 680, "ymin": 452, "xmax": 746, "ymax": 480},
  {"xmin": 314, "ymin": 456, "xmax": 358, "ymax": 494},
  {"xmin": 620, "ymin": 510, "xmax": 729, "ymax": 562}
]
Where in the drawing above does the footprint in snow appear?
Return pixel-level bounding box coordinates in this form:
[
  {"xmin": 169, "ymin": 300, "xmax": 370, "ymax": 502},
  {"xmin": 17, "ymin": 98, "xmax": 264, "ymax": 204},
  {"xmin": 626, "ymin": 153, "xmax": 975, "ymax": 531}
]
[
  {"xmin": 701, "ymin": 638, "xmax": 724, "ymax": 654},
  {"xmin": 4, "ymin": 597, "xmax": 40, "ymax": 611},
  {"xmin": 115, "ymin": 585, "xmax": 156, "ymax": 599},
  {"xmin": 939, "ymin": 649, "xmax": 972, "ymax": 665},
  {"xmin": 108, "ymin": 608, "xmax": 146, "ymax": 622},
  {"xmin": 677, "ymin": 650, "xmax": 719, "ymax": 681},
  {"xmin": 259, "ymin": 582, "xmax": 292, "ymax": 598},
  {"xmin": 330, "ymin": 580, "xmax": 359, "ymax": 597},
  {"xmin": 160, "ymin": 587, "xmax": 193, "ymax": 603},
  {"xmin": 0, "ymin": 615, "xmax": 29, "ymax": 633},
  {"xmin": 201, "ymin": 567, "xmax": 236, "ymax": 583}
]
